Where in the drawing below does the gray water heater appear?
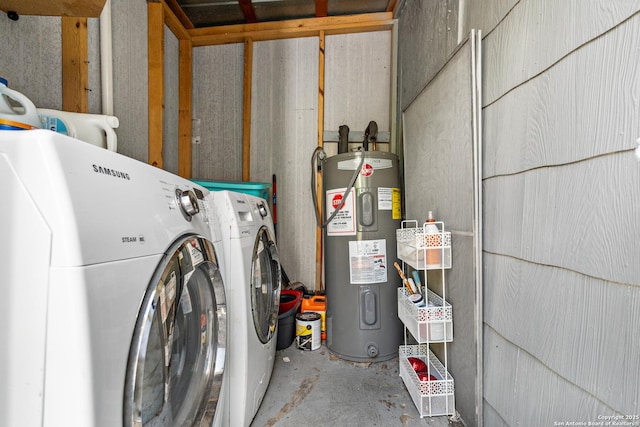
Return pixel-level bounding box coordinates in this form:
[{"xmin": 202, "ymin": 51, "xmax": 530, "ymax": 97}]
[{"xmin": 323, "ymin": 151, "xmax": 403, "ymax": 362}]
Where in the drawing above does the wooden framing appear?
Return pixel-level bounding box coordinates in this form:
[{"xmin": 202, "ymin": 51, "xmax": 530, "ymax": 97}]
[
  {"xmin": 189, "ymin": 12, "xmax": 394, "ymax": 46},
  {"xmin": 178, "ymin": 38, "xmax": 193, "ymax": 177},
  {"xmin": 163, "ymin": 0, "xmax": 194, "ymax": 30},
  {"xmin": 149, "ymin": 8, "xmax": 394, "ymax": 176},
  {"xmin": 315, "ymin": 31, "xmax": 326, "ymax": 291},
  {"xmin": 0, "ymin": 0, "xmax": 106, "ymax": 17},
  {"xmin": 149, "ymin": 4, "xmax": 396, "ymax": 290},
  {"xmin": 146, "ymin": 1, "xmax": 195, "ymax": 175},
  {"xmin": 163, "ymin": 1, "xmax": 191, "ymax": 40},
  {"xmin": 148, "ymin": 1, "xmax": 165, "ymax": 168},
  {"xmin": 61, "ymin": 17, "xmax": 89, "ymax": 113},
  {"xmin": 317, "ymin": 32, "xmax": 325, "ymax": 150},
  {"xmin": 242, "ymin": 39, "xmax": 254, "ymax": 182}
]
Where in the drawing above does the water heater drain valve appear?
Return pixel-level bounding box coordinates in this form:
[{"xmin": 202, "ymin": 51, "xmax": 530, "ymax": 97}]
[{"xmin": 367, "ymin": 344, "xmax": 379, "ymax": 358}]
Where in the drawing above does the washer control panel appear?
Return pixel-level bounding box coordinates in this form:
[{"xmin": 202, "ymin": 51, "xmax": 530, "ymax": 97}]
[{"xmin": 176, "ymin": 188, "xmax": 199, "ymax": 218}]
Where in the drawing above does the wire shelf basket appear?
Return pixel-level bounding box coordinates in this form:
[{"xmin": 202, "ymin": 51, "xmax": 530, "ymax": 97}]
[
  {"xmin": 396, "ymin": 220, "xmax": 451, "ymax": 270},
  {"xmin": 397, "ymin": 287, "xmax": 453, "ymax": 343},
  {"xmin": 399, "ymin": 345, "xmax": 455, "ymax": 417}
]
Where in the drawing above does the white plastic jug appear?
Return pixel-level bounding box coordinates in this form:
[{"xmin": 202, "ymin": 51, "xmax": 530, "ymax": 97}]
[
  {"xmin": 0, "ymin": 77, "xmax": 41, "ymax": 130},
  {"xmin": 37, "ymin": 109, "xmax": 119, "ymax": 152}
]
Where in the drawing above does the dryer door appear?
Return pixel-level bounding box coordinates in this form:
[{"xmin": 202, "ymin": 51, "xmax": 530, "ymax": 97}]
[
  {"xmin": 124, "ymin": 236, "xmax": 226, "ymax": 427},
  {"xmin": 250, "ymin": 226, "xmax": 282, "ymax": 344}
]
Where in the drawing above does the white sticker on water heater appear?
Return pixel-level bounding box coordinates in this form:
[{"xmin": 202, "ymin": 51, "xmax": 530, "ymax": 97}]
[
  {"xmin": 337, "ymin": 157, "xmax": 393, "ymax": 170},
  {"xmin": 348, "ymin": 239, "xmax": 388, "ymax": 284},
  {"xmin": 378, "ymin": 187, "xmax": 392, "ymax": 210},
  {"xmin": 326, "ymin": 187, "xmax": 356, "ymax": 236}
]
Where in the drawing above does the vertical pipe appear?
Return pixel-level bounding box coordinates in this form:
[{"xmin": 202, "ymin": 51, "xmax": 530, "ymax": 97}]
[
  {"xmin": 389, "ymin": 20, "xmax": 398, "ymax": 155},
  {"xmin": 471, "ymin": 29, "xmax": 484, "ymax": 427},
  {"xmin": 457, "ymin": 0, "xmax": 468, "ymax": 45},
  {"xmin": 99, "ymin": 0, "xmax": 113, "ymax": 116}
]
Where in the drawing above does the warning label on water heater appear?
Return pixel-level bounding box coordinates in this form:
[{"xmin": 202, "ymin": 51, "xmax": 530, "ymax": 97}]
[
  {"xmin": 326, "ymin": 187, "xmax": 356, "ymax": 236},
  {"xmin": 378, "ymin": 187, "xmax": 393, "ymax": 210},
  {"xmin": 348, "ymin": 239, "xmax": 387, "ymax": 284},
  {"xmin": 392, "ymin": 187, "xmax": 401, "ymax": 219}
]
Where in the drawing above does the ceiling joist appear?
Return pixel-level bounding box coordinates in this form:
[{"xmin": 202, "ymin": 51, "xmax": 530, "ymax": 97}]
[
  {"xmin": 316, "ymin": 0, "xmax": 328, "ymax": 18},
  {"xmin": 163, "ymin": 0, "xmax": 194, "ymax": 30},
  {"xmin": 0, "ymin": 0, "xmax": 106, "ymax": 17},
  {"xmin": 238, "ymin": 0, "xmax": 257, "ymax": 24},
  {"xmin": 163, "ymin": 0, "xmax": 190, "ymax": 40},
  {"xmin": 189, "ymin": 12, "xmax": 395, "ymax": 46}
]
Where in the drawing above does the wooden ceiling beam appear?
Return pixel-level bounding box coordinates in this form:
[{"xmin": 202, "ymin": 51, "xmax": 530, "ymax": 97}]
[
  {"xmin": 189, "ymin": 12, "xmax": 394, "ymax": 46},
  {"xmin": 164, "ymin": 0, "xmax": 194, "ymax": 30},
  {"xmin": 386, "ymin": 0, "xmax": 399, "ymax": 13},
  {"xmin": 0, "ymin": 0, "xmax": 106, "ymax": 17},
  {"xmin": 163, "ymin": 0, "xmax": 190, "ymax": 39}
]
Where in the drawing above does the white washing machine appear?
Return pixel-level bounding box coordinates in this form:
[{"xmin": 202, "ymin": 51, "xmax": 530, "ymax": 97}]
[
  {"xmin": 0, "ymin": 130, "xmax": 228, "ymax": 427},
  {"xmin": 211, "ymin": 190, "xmax": 281, "ymax": 427}
]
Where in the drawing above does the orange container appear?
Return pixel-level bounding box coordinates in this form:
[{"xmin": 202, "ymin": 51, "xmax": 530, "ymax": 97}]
[{"xmin": 301, "ymin": 295, "xmax": 326, "ymax": 340}]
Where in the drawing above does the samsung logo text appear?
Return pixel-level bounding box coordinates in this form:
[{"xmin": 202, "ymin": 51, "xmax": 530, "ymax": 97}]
[{"xmin": 93, "ymin": 164, "xmax": 130, "ymax": 180}]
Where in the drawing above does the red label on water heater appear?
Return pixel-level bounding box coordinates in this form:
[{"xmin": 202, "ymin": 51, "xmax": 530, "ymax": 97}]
[
  {"xmin": 326, "ymin": 188, "xmax": 356, "ymax": 236},
  {"xmin": 361, "ymin": 163, "xmax": 373, "ymax": 177}
]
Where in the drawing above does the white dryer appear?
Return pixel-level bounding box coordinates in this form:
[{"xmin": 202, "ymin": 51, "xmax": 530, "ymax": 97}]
[
  {"xmin": 0, "ymin": 130, "xmax": 227, "ymax": 427},
  {"xmin": 211, "ymin": 190, "xmax": 281, "ymax": 427}
]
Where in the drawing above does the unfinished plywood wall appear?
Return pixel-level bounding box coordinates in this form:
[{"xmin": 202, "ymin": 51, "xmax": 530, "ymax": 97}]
[
  {"xmin": 87, "ymin": 18, "xmax": 101, "ymax": 114},
  {"xmin": 0, "ymin": 15, "xmax": 62, "ymax": 108},
  {"xmin": 0, "ymin": 0, "xmax": 145, "ymax": 160},
  {"xmin": 242, "ymin": 32, "xmax": 391, "ymax": 290},
  {"xmin": 0, "ymin": 14, "xmax": 102, "ymax": 113},
  {"xmin": 324, "ymin": 31, "xmax": 392, "ymax": 156},
  {"xmin": 111, "ymin": 0, "xmax": 149, "ymax": 161},
  {"xmin": 466, "ymin": 0, "xmax": 640, "ymax": 425},
  {"xmin": 250, "ymin": 37, "xmax": 319, "ymax": 289},
  {"xmin": 191, "ymin": 43, "xmax": 244, "ymax": 181}
]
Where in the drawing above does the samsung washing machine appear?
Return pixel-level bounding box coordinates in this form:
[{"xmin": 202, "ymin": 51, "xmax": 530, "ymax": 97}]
[
  {"xmin": 0, "ymin": 130, "xmax": 228, "ymax": 427},
  {"xmin": 211, "ymin": 190, "xmax": 281, "ymax": 427}
]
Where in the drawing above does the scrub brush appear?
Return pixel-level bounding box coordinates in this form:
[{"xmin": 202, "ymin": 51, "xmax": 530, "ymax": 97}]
[{"xmin": 393, "ymin": 262, "xmax": 416, "ymax": 294}]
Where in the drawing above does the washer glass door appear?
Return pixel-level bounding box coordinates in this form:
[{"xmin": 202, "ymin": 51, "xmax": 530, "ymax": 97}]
[
  {"xmin": 250, "ymin": 226, "xmax": 281, "ymax": 344},
  {"xmin": 124, "ymin": 236, "xmax": 226, "ymax": 427}
]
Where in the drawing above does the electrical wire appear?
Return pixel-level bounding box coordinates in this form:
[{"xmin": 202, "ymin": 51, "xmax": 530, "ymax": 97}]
[{"xmin": 310, "ymin": 147, "xmax": 365, "ymax": 228}]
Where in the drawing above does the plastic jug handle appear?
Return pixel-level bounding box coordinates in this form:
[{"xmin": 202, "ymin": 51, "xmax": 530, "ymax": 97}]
[
  {"xmin": 6, "ymin": 91, "xmax": 29, "ymax": 114},
  {"xmin": 2, "ymin": 85, "xmax": 40, "ymax": 129}
]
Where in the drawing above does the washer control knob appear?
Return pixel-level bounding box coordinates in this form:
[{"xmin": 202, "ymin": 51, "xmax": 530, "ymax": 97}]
[
  {"xmin": 257, "ymin": 202, "xmax": 268, "ymax": 218},
  {"xmin": 176, "ymin": 189, "xmax": 200, "ymax": 218}
]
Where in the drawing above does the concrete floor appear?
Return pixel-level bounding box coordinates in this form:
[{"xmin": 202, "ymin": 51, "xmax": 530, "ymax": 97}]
[{"xmin": 251, "ymin": 343, "xmax": 455, "ymax": 427}]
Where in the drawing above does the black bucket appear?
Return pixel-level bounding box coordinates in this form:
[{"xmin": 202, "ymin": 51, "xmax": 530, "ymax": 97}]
[{"xmin": 276, "ymin": 291, "xmax": 302, "ymax": 351}]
